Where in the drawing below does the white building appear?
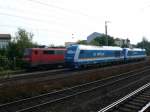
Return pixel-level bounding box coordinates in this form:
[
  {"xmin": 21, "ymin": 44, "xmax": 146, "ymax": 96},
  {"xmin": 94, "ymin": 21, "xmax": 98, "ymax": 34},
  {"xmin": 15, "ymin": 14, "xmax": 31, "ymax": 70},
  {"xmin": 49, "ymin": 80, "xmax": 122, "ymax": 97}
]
[
  {"xmin": 0, "ymin": 34, "xmax": 11, "ymax": 49},
  {"xmin": 65, "ymin": 42, "xmax": 76, "ymax": 47},
  {"xmin": 114, "ymin": 38, "xmax": 130, "ymax": 47}
]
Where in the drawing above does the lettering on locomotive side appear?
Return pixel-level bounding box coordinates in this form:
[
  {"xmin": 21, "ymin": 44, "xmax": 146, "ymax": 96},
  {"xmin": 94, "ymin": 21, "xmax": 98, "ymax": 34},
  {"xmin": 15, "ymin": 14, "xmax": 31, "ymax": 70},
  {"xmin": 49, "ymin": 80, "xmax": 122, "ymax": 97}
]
[
  {"xmin": 97, "ymin": 52, "xmax": 105, "ymax": 56},
  {"xmin": 93, "ymin": 52, "xmax": 105, "ymax": 57},
  {"xmin": 132, "ymin": 52, "xmax": 138, "ymax": 55}
]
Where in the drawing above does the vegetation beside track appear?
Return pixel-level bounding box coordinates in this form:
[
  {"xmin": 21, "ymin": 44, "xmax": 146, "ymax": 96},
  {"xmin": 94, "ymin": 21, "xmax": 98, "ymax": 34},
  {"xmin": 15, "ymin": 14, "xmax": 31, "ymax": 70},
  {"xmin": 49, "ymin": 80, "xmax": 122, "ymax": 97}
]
[
  {"xmin": 0, "ymin": 28, "xmax": 37, "ymax": 72},
  {"xmin": 0, "ymin": 69, "xmax": 26, "ymax": 77}
]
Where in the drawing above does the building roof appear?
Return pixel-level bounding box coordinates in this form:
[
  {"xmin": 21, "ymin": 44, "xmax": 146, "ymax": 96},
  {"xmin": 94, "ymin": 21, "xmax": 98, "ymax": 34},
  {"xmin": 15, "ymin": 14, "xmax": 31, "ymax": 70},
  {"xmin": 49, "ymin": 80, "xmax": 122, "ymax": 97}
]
[{"xmin": 0, "ymin": 34, "xmax": 11, "ymax": 40}]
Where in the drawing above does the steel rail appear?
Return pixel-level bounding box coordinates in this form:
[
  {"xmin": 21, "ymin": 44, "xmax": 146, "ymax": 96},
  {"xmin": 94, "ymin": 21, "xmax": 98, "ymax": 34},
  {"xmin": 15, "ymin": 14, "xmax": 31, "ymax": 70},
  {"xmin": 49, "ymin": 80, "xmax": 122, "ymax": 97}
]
[
  {"xmin": 98, "ymin": 82, "xmax": 150, "ymax": 112},
  {"xmin": 0, "ymin": 68, "xmax": 70, "ymax": 84},
  {"xmin": 0, "ymin": 60, "xmax": 147, "ymax": 82},
  {"xmin": 18, "ymin": 73, "xmax": 150, "ymax": 112}
]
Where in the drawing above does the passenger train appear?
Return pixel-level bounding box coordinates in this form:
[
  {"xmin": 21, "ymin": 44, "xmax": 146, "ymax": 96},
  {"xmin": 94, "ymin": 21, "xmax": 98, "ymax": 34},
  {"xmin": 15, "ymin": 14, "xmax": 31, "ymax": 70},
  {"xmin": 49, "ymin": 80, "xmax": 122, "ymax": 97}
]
[{"xmin": 65, "ymin": 45, "xmax": 146, "ymax": 68}]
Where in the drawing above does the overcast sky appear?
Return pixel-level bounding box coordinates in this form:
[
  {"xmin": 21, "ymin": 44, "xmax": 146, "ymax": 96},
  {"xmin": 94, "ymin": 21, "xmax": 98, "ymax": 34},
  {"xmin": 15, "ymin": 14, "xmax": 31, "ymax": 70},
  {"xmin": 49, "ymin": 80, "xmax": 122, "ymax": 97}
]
[{"xmin": 0, "ymin": 0, "xmax": 150, "ymax": 46}]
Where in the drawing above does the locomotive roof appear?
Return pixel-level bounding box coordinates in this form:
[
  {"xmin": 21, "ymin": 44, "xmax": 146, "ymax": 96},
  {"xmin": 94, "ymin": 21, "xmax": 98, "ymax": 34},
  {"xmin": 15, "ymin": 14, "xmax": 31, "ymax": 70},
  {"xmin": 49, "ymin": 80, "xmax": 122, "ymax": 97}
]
[
  {"xmin": 27, "ymin": 48, "xmax": 66, "ymax": 50},
  {"xmin": 124, "ymin": 48, "xmax": 145, "ymax": 51},
  {"xmin": 74, "ymin": 45, "xmax": 122, "ymax": 50},
  {"xmin": 132, "ymin": 48, "xmax": 146, "ymax": 51}
]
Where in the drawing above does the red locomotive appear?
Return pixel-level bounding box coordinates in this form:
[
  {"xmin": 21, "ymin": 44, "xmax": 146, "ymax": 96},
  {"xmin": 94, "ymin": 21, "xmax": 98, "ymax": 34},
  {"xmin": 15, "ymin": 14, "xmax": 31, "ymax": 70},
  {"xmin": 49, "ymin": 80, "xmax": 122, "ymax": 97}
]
[{"xmin": 23, "ymin": 48, "xmax": 66, "ymax": 68}]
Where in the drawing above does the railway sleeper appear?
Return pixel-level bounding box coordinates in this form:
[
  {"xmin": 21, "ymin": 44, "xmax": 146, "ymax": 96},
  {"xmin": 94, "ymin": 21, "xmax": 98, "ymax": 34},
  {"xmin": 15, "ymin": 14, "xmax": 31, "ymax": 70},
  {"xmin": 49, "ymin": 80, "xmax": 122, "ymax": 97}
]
[
  {"xmin": 118, "ymin": 107, "xmax": 134, "ymax": 112},
  {"xmin": 123, "ymin": 104, "xmax": 142, "ymax": 110},
  {"xmin": 133, "ymin": 99, "xmax": 147, "ymax": 103},
  {"xmin": 136, "ymin": 96, "xmax": 150, "ymax": 101},
  {"xmin": 128, "ymin": 101, "xmax": 145, "ymax": 106},
  {"xmin": 142, "ymin": 92, "xmax": 150, "ymax": 96},
  {"xmin": 139, "ymin": 94, "xmax": 150, "ymax": 98}
]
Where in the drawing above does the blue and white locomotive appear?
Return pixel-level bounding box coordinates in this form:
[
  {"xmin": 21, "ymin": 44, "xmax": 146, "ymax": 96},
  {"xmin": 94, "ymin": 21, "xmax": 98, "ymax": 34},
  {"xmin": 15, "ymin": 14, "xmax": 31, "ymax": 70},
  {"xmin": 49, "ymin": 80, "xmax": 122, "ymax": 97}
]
[
  {"xmin": 123, "ymin": 48, "xmax": 146, "ymax": 60},
  {"xmin": 65, "ymin": 44, "xmax": 146, "ymax": 68}
]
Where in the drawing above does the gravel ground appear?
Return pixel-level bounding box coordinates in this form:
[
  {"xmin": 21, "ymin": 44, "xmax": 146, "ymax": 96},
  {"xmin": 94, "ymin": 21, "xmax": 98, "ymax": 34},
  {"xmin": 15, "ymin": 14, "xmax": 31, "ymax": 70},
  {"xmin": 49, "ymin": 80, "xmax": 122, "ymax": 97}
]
[{"xmin": 0, "ymin": 60, "xmax": 149, "ymax": 104}]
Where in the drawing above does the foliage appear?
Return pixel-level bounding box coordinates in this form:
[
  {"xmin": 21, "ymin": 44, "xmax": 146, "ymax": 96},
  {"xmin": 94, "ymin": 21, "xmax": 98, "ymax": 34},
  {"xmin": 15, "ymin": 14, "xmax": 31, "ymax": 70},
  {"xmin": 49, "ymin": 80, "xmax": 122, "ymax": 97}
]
[
  {"xmin": 0, "ymin": 48, "xmax": 7, "ymax": 56},
  {"xmin": 7, "ymin": 28, "xmax": 37, "ymax": 59},
  {"xmin": 0, "ymin": 28, "xmax": 38, "ymax": 71},
  {"xmin": 89, "ymin": 35, "xmax": 116, "ymax": 46},
  {"xmin": 136, "ymin": 37, "xmax": 150, "ymax": 55},
  {"xmin": 77, "ymin": 40, "xmax": 87, "ymax": 45}
]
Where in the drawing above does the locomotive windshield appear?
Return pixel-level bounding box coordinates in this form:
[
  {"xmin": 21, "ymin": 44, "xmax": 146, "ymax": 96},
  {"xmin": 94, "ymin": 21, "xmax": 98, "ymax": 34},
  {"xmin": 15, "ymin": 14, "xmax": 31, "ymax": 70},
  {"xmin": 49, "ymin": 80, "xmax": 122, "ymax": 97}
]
[
  {"xmin": 65, "ymin": 46, "xmax": 77, "ymax": 62},
  {"xmin": 66, "ymin": 46, "xmax": 77, "ymax": 55}
]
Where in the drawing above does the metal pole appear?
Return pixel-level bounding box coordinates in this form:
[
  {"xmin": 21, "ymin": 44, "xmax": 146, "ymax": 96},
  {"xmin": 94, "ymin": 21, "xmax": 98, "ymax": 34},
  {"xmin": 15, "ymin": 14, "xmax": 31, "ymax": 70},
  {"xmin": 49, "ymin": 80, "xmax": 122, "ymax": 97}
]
[{"xmin": 105, "ymin": 21, "xmax": 108, "ymax": 46}]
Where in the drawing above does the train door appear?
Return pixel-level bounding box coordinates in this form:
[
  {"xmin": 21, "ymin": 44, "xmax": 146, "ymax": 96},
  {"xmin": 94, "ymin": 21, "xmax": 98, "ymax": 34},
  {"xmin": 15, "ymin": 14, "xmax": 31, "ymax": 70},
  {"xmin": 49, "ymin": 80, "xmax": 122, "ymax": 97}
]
[
  {"xmin": 123, "ymin": 48, "xmax": 128, "ymax": 61},
  {"xmin": 32, "ymin": 49, "xmax": 42, "ymax": 67}
]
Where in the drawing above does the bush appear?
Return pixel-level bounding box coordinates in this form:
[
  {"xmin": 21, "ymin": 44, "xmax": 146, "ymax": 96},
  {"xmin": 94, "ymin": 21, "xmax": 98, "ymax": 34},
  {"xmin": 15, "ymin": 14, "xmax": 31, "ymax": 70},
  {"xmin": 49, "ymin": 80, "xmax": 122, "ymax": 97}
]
[{"xmin": 0, "ymin": 55, "xmax": 25, "ymax": 71}]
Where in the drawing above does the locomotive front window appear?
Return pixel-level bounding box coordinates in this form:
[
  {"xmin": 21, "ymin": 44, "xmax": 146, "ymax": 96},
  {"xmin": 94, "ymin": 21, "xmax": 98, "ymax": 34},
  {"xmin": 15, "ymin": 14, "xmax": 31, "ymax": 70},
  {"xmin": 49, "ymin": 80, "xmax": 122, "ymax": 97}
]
[{"xmin": 66, "ymin": 46, "xmax": 77, "ymax": 54}]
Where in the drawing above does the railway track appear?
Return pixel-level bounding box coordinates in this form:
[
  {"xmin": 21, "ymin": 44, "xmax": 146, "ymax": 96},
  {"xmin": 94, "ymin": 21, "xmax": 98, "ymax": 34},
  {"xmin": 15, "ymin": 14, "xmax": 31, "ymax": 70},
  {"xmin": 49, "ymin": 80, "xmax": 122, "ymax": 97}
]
[
  {"xmin": 0, "ymin": 68, "xmax": 70, "ymax": 84},
  {"xmin": 99, "ymin": 82, "xmax": 150, "ymax": 112},
  {"xmin": 0, "ymin": 60, "xmax": 148, "ymax": 86},
  {"xmin": 0, "ymin": 66, "xmax": 150, "ymax": 112}
]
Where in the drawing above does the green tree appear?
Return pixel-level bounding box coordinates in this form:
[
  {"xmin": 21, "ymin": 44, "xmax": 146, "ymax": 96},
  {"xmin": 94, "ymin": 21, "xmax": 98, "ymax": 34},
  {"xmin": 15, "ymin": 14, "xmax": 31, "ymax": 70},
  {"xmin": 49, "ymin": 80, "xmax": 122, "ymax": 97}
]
[
  {"xmin": 90, "ymin": 35, "xmax": 115, "ymax": 46},
  {"xmin": 0, "ymin": 48, "xmax": 7, "ymax": 56},
  {"xmin": 7, "ymin": 28, "xmax": 37, "ymax": 58},
  {"xmin": 77, "ymin": 40, "xmax": 87, "ymax": 45},
  {"xmin": 136, "ymin": 37, "xmax": 150, "ymax": 55}
]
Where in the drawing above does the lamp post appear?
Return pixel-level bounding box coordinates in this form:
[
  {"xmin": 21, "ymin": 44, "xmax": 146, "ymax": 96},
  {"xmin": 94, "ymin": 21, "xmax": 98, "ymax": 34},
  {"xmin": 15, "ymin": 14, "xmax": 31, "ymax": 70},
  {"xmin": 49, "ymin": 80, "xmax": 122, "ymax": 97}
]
[{"xmin": 105, "ymin": 21, "xmax": 110, "ymax": 46}]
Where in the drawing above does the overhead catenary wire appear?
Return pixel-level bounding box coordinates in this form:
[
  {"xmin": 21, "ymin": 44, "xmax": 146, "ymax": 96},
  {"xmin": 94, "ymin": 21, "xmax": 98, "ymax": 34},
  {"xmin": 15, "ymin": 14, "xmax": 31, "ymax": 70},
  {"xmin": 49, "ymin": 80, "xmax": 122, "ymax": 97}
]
[
  {"xmin": 0, "ymin": 0, "xmax": 105, "ymax": 44},
  {"xmin": 0, "ymin": 24, "xmax": 72, "ymax": 34},
  {"xmin": 26, "ymin": 0, "xmax": 93, "ymax": 18},
  {"xmin": 0, "ymin": 0, "xmax": 105, "ymax": 31},
  {"xmin": 0, "ymin": 1, "xmax": 101, "ymax": 26}
]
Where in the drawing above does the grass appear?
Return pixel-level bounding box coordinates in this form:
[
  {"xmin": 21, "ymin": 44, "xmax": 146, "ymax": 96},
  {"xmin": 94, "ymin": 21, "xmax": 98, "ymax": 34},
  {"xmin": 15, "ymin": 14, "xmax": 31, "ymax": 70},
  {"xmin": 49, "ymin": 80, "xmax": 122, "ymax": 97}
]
[{"xmin": 0, "ymin": 68, "xmax": 25, "ymax": 77}]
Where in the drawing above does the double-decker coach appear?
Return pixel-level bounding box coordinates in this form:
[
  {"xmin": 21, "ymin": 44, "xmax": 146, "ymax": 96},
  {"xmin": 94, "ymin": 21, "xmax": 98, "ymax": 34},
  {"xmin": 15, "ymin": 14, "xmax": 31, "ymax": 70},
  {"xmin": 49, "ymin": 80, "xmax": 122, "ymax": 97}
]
[{"xmin": 65, "ymin": 45, "xmax": 124, "ymax": 68}]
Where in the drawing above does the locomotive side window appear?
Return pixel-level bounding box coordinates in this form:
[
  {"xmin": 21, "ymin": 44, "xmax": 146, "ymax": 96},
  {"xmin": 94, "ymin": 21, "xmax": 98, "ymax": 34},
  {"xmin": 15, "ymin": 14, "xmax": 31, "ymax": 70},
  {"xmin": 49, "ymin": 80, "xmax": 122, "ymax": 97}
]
[
  {"xmin": 34, "ymin": 50, "xmax": 38, "ymax": 55},
  {"xmin": 55, "ymin": 50, "xmax": 65, "ymax": 55},
  {"xmin": 43, "ymin": 50, "xmax": 55, "ymax": 54},
  {"xmin": 115, "ymin": 51, "xmax": 121, "ymax": 57}
]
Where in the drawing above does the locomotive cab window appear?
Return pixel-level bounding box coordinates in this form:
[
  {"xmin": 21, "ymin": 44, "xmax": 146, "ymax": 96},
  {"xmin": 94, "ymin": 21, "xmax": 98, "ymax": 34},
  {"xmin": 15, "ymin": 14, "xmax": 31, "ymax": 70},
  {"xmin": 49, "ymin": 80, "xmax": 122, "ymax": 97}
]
[{"xmin": 80, "ymin": 50, "xmax": 85, "ymax": 54}]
